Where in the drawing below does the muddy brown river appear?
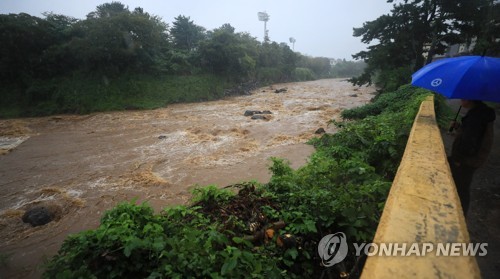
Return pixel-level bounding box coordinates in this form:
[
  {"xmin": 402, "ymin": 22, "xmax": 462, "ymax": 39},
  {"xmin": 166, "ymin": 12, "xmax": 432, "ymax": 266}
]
[{"xmin": 0, "ymin": 79, "xmax": 375, "ymax": 278}]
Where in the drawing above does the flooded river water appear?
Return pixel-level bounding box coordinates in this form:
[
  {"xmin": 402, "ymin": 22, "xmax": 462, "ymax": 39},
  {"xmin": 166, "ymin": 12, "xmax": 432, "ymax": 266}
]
[{"xmin": 0, "ymin": 79, "xmax": 375, "ymax": 278}]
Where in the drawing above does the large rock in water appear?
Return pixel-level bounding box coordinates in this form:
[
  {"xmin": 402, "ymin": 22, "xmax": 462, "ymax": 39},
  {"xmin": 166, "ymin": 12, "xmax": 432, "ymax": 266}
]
[
  {"xmin": 22, "ymin": 206, "xmax": 56, "ymax": 227},
  {"xmin": 315, "ymin": 128, "xmax": 326, "ymax": 134},
  {"xmin": 244, "ymin": 110, "xmax": 272, "ymax": 116},
  {"xmin": 244, "ymin": 110, "xmax": 262, "ymax": 116},
  {"xmin": 251, "ymin": 115, "xmax": 271, "ymax": 120}
]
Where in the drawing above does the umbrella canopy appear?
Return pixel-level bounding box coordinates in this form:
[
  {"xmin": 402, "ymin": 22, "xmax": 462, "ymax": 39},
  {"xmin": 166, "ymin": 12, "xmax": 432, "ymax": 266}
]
[{"xmin": 411, "ymin": 56, "xmax": 500, "ymax": 102}]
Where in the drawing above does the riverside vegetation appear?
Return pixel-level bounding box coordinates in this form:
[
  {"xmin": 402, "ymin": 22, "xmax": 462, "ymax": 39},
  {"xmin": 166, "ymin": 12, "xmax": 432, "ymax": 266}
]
[
  {"xmin": 0, "ymin": 2, "xmax": 365, "ymax": 118},
  {"xmin": 43, "ymin": 86, "xmax": 450, "ymax": 278}
]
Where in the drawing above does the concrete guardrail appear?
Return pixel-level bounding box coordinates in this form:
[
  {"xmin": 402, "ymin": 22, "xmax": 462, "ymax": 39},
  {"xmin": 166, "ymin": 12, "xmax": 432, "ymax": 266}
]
[{"xmin": 360, "ymin": 96, "xmax": 481, "ymax": 278}]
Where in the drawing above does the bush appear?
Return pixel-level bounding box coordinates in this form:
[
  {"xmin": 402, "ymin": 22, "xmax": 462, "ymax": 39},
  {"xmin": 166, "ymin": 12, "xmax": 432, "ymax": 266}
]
[
  {"xmin": 342, "ymin": 85, "xmax": 429, "ymax": 119},
  {"xmin": 44, "ymin": 201, "xmax": 283, "ymax": 279}
]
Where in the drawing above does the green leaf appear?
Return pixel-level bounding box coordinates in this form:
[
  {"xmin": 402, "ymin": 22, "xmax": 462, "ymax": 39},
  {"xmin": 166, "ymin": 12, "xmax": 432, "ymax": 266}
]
[
  {"xmin": 304, "ymin": 219, "xmax": 317, "ymax": 233},
  {"xmin": 232, "ymin": 237, "xmax": 244, "ymax": 244},
  {"xmin": 124, "ymin": 238, "xmax": 142, "ymax": 257},
  {"xmin": 221, "ymin": 257, "xmax": 237, "ymax": 275},
  {"xmin": 152, "ymin": 238, "xmax": 165, "ymax": 251},
  {"xmin": 286, "ymin": 247, "xmax": 299, "ymax": 260}
]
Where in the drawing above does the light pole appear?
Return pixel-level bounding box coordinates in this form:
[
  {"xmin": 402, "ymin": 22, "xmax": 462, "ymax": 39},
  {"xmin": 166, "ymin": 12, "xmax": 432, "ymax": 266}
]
[
  {"xmin": 289, "ymin": 37, "xmax": 296, "ymax": 50},
  {"xmin": 257, "ymin": 12, "xmax": 270, "ymax": 42}
]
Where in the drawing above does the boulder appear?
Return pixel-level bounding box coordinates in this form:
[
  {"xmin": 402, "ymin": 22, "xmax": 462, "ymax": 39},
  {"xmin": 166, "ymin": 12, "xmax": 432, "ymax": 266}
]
[
  {"xmin": 244, "ymin": 110, "xmax": 274, "ymax": 116},
  {"xmin": 315, "ymin": 128, "xmax": 326, "ymax": 134},
  {"xmin": 251, "ymin": 115, "xmax": 270, "ymax": 120},
  {"xmin": 22, "ymin": 206, "xmax": 54, "ymax": 227},
  {"xmin": 244, "ymin": 110, "xmax": 262, "ymax": 116}
]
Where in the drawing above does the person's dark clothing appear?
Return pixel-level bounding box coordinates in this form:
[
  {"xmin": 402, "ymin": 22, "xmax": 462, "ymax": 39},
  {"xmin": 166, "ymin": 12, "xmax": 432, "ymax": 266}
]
[
  {"xmin": 449, "ymin": 102, "xmax": 496, "ymax": 215},
  {"xmin": 451, "ymin": 102, "xmax": 496, "ymax": 168},
  {"xmin": 449, "ymin": 163, "xmax": 476, "ymax": 214}
]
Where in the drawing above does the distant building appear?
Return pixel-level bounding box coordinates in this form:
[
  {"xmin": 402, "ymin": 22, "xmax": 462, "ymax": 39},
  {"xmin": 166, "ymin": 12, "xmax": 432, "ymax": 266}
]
[
  {"xmin": 423, "ymin": 37, "xmax": 477, "ymax": 62},
  {"xmin": 457, "ymin": 38, "xmax": 477, "ymax": 54}
]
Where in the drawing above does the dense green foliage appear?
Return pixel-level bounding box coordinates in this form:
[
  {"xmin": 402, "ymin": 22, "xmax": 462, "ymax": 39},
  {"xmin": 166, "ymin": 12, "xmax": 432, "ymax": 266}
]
[
  {"xmin": 329, "ymin": 60, "xmax": 367, "ymax": 79},
  {"xmin": 44, "ymin": 86, "xmax": 448, "ymax": 278},
  {"xmin": 292, "ymin": 68, "xmax": 315, "ymax": 81},
  {"xmin": 0, "ymin": 2, "xmax": 366, "ymax": 118},
  {"xmin": 350, "ymin": 0, "xmax": 500, "ymax": 91},
  {"xmin": 0, "ymin": 5, "xmax": 283, "ymax": 117},
  {"xmin": 296, "ymin": 57, "xmax": 366, "ymax": 79},
  {"xmin": 9, "ymin": 74, "xmax": 231, "ymax": 117},
  {"xmin": 44, "ymin": 201, "xmax": 282, "ymax": 278}
]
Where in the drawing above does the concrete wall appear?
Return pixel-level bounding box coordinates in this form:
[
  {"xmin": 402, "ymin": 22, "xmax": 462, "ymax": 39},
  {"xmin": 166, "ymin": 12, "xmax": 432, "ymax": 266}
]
[{"xmin": 360, "ymin": 96, "xmax": 481, "ymax": 278}]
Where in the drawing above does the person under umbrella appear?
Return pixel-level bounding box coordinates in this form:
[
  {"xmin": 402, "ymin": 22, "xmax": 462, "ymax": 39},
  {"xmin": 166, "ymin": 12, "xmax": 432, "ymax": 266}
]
[
  {"xmin": 412, "ymin": 55, "xmax": 499, "ymax": 216},
  {"xmin": 448, "ymin": 99, "xmax": 495, "ymax": 215}
]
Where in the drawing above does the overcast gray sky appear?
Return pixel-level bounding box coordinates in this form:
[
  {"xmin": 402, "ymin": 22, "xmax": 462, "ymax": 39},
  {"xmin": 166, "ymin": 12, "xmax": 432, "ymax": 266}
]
[{"xmin": 0, "ymin": 0, "xmax": 393, "ymax": 60}]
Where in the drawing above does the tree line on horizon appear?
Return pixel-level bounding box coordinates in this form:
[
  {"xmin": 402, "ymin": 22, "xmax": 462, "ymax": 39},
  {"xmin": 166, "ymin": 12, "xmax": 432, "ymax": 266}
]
[{"xmin": 0, "ymin": 1, "xmax": 365, "ymax": 117}]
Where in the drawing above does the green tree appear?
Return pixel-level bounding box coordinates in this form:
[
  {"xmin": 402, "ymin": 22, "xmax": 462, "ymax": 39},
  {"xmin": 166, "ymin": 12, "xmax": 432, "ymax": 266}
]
[
  {"xmin": 71, "ymin": 2, "xmax": 169, "ymax": 74},
  {"xmin": 171, "ymin": 15, "xmax": 206, "ymax": 52},
  {"xmin": 86, "ymin": 1, "xmax": 129, "ymax": 19},
  {"xmin": 167, "ymin": 15, "xmax": 206, "ymax": 75},
  {"xmin": 471, "ymin": 1, "xmax": 500, "ymax": 56},
  {"xmin": 278, "ymin": 42, "xmax": 297, "ymax": 78},
  {"xmin": 330, "ymin": 60, "xmax": 366, "ymax": 78},
  {"xmin": 198, "ymin": 24, "xmax": 258, "ymax": 78},
  {"xmin": 256, "ymin": 42, "xmax": 297, "ymax": 81},
  {"xmin": 296, "ymin": 55, "xmax": 331, "ymax": 78},
  {"xmin": 37, "ymin": 13, "xmax": 80, "ymax": 78},
  {"xmin": 350, "ymin": 0, "xmax": 489, "ymax": 91},
  {"xmin": 42, "ymin": 12, "xmax": 78, "ymax": 37},
  {"xmin": 0, "ymin": 13, "xmax": 56, "ymax": 83}
]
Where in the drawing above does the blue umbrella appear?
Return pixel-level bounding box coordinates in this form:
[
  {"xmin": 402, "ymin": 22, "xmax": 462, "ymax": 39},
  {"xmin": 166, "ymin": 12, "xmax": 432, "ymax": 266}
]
[{"xmin": 411, "ymin": 55, "xmax": 500, "ymax": 102}]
